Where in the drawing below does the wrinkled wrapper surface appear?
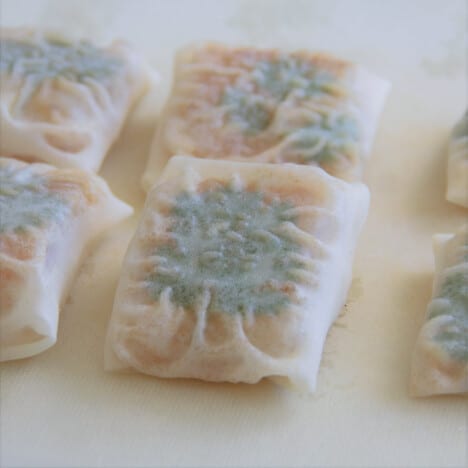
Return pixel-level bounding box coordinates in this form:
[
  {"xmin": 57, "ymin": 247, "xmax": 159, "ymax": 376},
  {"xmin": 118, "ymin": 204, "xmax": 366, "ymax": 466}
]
[
  {"xmin": 0, "ymin": 28, "xmax": 151, "ymax": 172},
  {"xmin": 446, "ymin": 111, "xmax": 468, "ymax": 208},
  {"xmin": 107, "ymin": 156, "xmax": 369, "ymax": 391},
  {"xmin": 142, "ymin": 43, "xmax": 389, "ymax": 190},
  {"xmin": 410, "ymin": 224, "xmax": 468, "ymax": 396},
  {"xmin": 0, "ymin": 157, "xmax": 132, "ymax": 361}
]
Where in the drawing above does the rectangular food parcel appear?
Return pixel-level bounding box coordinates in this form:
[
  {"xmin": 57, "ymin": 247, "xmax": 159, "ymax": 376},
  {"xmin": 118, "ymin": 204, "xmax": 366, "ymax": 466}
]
[{"xmin": 107, "ymin": 156, "xmax": 369, "ymax": 391}]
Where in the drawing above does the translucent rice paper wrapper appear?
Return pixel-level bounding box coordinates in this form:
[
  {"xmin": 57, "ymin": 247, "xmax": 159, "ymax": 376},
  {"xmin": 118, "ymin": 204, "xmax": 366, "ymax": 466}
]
[
  {"xmin": 0, "ymin": 157, "xmax": 133, "ymax": 361},
  {"xmin": 0, "ymin": 27, "xmax": 154, "ymax": 172},
  {"xmin": 107, "ymin": 156, "xmax": 369, "ymax": 392},
  {"xmin": 142, "ymin": 42, "xmax": 390, "ymax": 190},
  {"xmin": 410, "ymin": 224, "xmax": 468, "ymax": 397},
  {"xmin": 446, "ymin": 111, "xmax": 468, "ymax": 208}
]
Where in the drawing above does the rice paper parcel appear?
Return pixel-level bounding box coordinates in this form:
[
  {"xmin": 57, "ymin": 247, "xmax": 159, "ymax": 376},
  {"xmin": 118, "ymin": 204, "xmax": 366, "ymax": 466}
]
[{"xmin": 108, "ymin": 156, "xmax": 369, "ymax": 391}]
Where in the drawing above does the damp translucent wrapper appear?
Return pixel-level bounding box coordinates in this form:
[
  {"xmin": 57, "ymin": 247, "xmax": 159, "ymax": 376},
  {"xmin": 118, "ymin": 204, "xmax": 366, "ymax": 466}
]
[
  {"xmin": 142, "ymin": 42, "xmax": 390, "ymax": 191},
  {"xmin": 410, "ymin": 224, "xmax": 468, "ymax": 397},
  {"xmin": 446, "ymin": 111, "xmax": 468, "ymax": 208},
  {"xmin": 107, "ymin": 156, "xmax": 369, "ymax": 391},
  {"xmin": 0, "ymin": 157, "xmax": 132, "ymax": 361},
  {"xmin": 0, "ymin": 28, "xmax": 152, "ymax": 172}
]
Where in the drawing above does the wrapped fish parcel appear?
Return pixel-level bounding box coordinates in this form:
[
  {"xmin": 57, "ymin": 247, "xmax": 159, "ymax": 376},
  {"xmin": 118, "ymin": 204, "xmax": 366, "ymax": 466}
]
[
  {"xmin": 0, "ymin": 157, "xmax": 132, "ymax": 361},
  {"xmin": 108, "ymin": 156, "xmax": 369, "ymax": 391},
  {"xmin": 410, "ymin": 225, "xmax": 468, "ymax": 397},
  {"xmin": 142, "ymin": 42, "xmax": 389, "ymax": 190},
  {"xmin": 446, "ymin": 111, "xmax": 468, "ymax": 208},
  {"xmin": 0, "ymin": 28, "xmax": 151, "ymax": 172}
]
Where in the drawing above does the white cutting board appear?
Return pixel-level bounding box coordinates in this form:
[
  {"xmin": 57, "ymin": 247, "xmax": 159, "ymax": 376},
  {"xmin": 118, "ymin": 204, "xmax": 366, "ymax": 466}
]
[{"xmin": 1, "ymin": 1, "xmax": 467, "ymax": 467}]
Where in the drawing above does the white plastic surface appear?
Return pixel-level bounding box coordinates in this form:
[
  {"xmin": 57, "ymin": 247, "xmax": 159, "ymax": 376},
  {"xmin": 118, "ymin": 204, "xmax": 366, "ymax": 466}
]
[{"xmin": 0, "ymin": 1, "xmax": 466, "ymax": 467}]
